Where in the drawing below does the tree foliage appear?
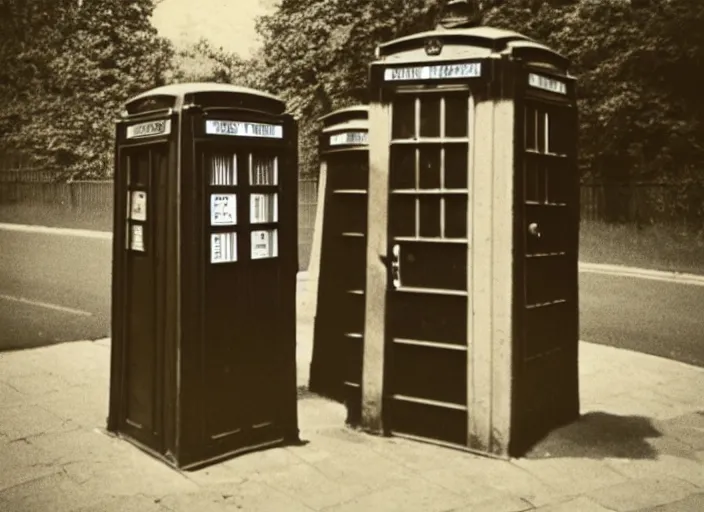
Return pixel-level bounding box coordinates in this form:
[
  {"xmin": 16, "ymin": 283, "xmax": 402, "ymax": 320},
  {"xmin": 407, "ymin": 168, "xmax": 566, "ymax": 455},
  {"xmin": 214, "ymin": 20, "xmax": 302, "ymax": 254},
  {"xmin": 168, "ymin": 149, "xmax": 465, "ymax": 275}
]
[
  {"xmin": 252, "ymin": 0, "xmax": 704, "ymax": 183},
  {"xmin": 1, "ymin": 0, "xmax": 703, "ymax": 187},
  {"xmin": 0, "ymin": 0, "xmax": 174, "ymax": 179},
  {"xmin": 172, "ymin": 38, "xmax": 264, "ymax": 89},
  {"xmin": 255, "ymin": 0, "xmax": 439, "ymax": 173}
]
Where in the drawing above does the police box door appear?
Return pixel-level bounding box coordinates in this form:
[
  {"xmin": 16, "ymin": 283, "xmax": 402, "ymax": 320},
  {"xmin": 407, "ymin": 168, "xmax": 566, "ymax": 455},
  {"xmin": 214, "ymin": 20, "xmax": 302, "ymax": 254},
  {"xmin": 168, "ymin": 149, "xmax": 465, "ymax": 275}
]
[
  {"xmin": 512, "ymin": 73, "xmax": 580, "ymax": 450},
  {"xmin": 195, "ymin": 117, "xmax": 295, "ymax": 450},
  {"xmin": 117, "ymin": 142, "xmax": 169, "ymax": 452},
  {"xmin": 384, "ymin": 86, "xmax": 472, "ymax": 447}
]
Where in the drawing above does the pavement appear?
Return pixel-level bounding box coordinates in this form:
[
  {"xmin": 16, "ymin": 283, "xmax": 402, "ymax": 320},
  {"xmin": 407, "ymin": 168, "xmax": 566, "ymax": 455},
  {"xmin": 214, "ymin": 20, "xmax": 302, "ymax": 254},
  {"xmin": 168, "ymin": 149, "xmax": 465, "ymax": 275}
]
[{"xmin": 1, "ymin": 274, "xmax": 703, "ymax": 512}]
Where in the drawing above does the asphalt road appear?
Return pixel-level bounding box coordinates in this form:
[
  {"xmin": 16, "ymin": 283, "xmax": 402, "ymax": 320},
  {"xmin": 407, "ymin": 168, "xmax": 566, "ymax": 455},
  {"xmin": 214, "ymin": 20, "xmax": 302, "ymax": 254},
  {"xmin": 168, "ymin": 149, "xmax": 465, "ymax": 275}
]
[
  {"xmin": 579, "ymin": 271, "xmax": 704, "ymax": 367},
  {"xmin": 1, "ymin": 226, "xmax": 703, "ymax": 368},
  {"xmin": 0, "ymin": 228, "xmax": 111, "ymax": 351}
]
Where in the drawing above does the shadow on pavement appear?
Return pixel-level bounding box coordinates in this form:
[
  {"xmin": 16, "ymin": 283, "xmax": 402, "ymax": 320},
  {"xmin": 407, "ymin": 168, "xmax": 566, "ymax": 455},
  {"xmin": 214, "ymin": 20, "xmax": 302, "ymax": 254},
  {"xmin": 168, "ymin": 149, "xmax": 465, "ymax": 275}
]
[{"xmin": 524, "ymin": 411, "xmax": 661, "ymax": 460}]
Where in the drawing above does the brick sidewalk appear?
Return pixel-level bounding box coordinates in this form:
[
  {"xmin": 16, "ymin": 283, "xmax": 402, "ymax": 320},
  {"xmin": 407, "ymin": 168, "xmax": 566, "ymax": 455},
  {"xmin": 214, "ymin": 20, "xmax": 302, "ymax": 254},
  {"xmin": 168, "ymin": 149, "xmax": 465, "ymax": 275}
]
[{"xmin": 0, "ymin": 276, "xmax": 703, "ymax": 511}]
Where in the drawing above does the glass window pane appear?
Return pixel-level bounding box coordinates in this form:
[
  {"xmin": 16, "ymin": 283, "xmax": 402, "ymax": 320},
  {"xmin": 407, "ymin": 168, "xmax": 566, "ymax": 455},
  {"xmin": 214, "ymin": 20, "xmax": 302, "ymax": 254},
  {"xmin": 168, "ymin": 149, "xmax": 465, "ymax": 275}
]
[
  {"xmin": 130, "ymin": 223, "xmax": 146, "ymax": 252},
  {"xmin": 525, "ymin": 105, "xmax": 537, "ymax": 151},
  {"xmin": 250, "ymin": 154, "xmax": 278, "ymax": 185},
  {"xmin": 419, "ymin": 145, "xmax": 441, "ymax": 189},
  {"xmin": 444, "ymin": 196, "xmax": 467, "ymax": 239},
  {"xmin": 251, "ymin": 229, "xmax": 278, "ymax": 259},
  {"xmin": 419, "ymin": 96, "xmax": 441, "ymax": 137},
  {"xmin": 210, "ymin": 193, "xmax": 237, "ymax": 225},
  {"xmin": 250, "ymin": 193, "xmax": 278, "ymax": 223},
  {"xmin": 389, "ymin": 195, "xmax": 416, "ymax": 238},
  {"xmin": 444, "ymin": 144, "xmax": 468, "ymax": 189},
  {"xmin": 211, "ymin": 232, "xmax": 238, "ymax": 263},
  {"xmin": 130, "ymin": 190, "xmax": 147, "ymax": 221},
  {"xmin": 445, "ymin": 93, "xmax": 468, "ymax": 137},
  {"xmin": 419, "ymin": 196, "xmax": 441, "ymax": 238},
  {"xmin": 130, "ymin": 152, "xmax": 150, "ymax": 186},
  {"xmin": 392, "ymin": 95, "xmax": 416, "ymax": 139},
  {"xmin": 390, "ymin": 145, "xmax": 416, "ymax": 190},
  {"xmin": 209, "ymin": 153, "xmax": 237, "ymax": 186},
  {"xmin": 525, "ymin": 158, "xmax": 539, "ymax": 203}
]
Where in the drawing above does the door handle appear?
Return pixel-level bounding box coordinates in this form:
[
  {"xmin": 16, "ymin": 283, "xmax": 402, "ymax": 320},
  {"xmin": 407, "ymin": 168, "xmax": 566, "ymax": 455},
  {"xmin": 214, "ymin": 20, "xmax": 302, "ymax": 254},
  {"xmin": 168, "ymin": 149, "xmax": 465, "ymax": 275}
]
[
  {"xmin": 391, "ymin": 244, "xmax": 401, "ymax": 289},
  {"xmin": 528, "ymin": 222, "xmax": 541, "ymax": 239}
]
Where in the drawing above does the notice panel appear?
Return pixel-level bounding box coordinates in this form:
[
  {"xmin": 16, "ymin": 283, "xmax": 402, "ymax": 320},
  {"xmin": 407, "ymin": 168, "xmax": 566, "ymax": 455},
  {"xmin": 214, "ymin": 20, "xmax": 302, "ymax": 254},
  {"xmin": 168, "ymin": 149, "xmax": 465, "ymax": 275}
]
[
  {"xmin": 206, "ymin": 120, "xmax": 283, "ymax": 139},
  {"xmin": 330, "ymin": 131, "xmax": 368, "ymax": 146},
  {"xmin": 384, "ymin": 62, "xmax": 481, "ymax": 82}
]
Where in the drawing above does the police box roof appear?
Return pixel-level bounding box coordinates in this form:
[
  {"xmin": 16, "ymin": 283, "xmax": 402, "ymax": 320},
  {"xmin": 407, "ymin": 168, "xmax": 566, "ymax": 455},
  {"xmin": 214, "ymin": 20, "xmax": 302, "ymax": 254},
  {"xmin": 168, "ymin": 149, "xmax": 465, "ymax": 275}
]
[
  {"xmin": 376, "ymin": 26, "xmax": 568, "ymax": 70},
  {"xmin": 123, "ymin": 82, "xmax": 286, "ymax": 116}
]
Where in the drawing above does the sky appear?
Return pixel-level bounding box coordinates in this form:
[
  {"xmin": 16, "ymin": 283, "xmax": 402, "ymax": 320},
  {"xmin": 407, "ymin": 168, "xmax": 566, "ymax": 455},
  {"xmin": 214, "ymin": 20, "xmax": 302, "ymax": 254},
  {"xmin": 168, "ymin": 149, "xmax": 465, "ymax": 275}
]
[{"xmin": 151, "ymin": 0, "xmax": 276, "ymax": 57}]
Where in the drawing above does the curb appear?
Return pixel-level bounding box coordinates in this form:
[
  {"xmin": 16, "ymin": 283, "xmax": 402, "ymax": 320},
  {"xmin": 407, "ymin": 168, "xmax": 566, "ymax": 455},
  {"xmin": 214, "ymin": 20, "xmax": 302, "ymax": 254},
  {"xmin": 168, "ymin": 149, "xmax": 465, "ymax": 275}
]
[
  {"xmin": 0, "ymin": 223, "xmax": 112, "ymax": 240},
  {"xmin": 2, "ymin": 223, "xmax": 703, "ymax": 286},
  {"xmin": 579, "ymin": 262, "xmax": 704, "ymax": 286}
]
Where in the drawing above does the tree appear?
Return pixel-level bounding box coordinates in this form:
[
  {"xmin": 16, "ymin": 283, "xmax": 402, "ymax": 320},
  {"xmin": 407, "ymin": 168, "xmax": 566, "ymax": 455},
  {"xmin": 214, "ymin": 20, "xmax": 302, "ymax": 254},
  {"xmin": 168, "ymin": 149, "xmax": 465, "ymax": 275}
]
[
  {"xmin": 0, "ymin": 0, "xmax": 175, "ymax": 179},
  {"xmin": 255, "ymin": 0, "xmax": 439, "ymax": 174},
  {"xmin": 172, "ymin": 38, "xmax": 265, "ymax": 88}
]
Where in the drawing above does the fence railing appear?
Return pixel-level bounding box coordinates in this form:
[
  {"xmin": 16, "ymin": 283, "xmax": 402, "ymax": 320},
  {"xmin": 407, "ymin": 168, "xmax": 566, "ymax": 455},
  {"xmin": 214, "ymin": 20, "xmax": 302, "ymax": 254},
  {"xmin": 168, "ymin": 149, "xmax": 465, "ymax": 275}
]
[
  {"xmin": 580, "ymin": 182, "xmax": 704, "ymax": 230},
  {"xmin": 0, "ymin": 176, "xmax": 320, "ymax": 270},
  {"xmin": 4, "ymin": 174, "xmax": 704, "ymax": 269}
]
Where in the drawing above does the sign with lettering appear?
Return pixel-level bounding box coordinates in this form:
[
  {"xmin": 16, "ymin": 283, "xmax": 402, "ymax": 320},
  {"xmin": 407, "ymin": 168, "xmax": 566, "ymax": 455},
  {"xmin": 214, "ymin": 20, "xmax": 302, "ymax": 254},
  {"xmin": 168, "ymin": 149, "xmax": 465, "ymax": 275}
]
[
  {"xmin": 126, "ymin": 119, "xmax": 171, "ymax": 139},
  {"xmin": 205, "ymin": 120, "xmax": 283, "ymax": 139},
  {"xmin": 251, "ymin": 229, "xmax": 278, "ymax": 259},
  {"xmin": 211, "ymin": 232, "xmax": 237, "ymax": 263},
  {"xmin": 330, "ymin": 131, "xmax": 368, "ymax": 146},
  {"xmin": 384, "ymin": 62, "xmax": 481, "ymax": 82},
  {"xmin": 210, "ymin": 194, "xmax": 237, "ymax": 226},
  {"xmin": 528, "ymin": 73, "xmax": 567, "ymax": 95},
  {"xmin": 130, "ymin": 224, "xmax": 145, "ymax": 252},
  {"xmin": 130, "ymin": 191, "xmax": 147, "ymax": 221}
]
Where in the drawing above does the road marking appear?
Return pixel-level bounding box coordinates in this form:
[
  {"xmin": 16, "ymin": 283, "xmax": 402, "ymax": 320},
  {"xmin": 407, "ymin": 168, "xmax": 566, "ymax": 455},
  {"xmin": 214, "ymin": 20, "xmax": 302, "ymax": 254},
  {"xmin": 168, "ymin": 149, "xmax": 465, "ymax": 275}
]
[
  {"xmin": 1, "ymin": 224, "xmax": 704, "ymax": 286},
  {"xmin": 0, "ymin": 223, "xmax": 112, "ymax": 240},
  {"xmin": 580, "ymin": 262, "xmax": 704, "ymax": 287},
  {"xmin": 0, "ymin": 294, "xmax": 93, "ymax": 316}
]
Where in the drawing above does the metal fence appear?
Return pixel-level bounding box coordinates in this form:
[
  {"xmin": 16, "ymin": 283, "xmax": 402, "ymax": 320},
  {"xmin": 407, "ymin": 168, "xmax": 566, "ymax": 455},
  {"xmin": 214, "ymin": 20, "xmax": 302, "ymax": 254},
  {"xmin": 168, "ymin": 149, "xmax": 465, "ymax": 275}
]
[
  {"xmin": 4, "ymin": 173, "xmax": 704, "ymax": 269},
  {"xmin": 0, "ymin": 174, "xmax": 320, "ymax": 270},
  {"xmin": 580, "ymin": 182, "xmax": 704, "ymax": 230}
]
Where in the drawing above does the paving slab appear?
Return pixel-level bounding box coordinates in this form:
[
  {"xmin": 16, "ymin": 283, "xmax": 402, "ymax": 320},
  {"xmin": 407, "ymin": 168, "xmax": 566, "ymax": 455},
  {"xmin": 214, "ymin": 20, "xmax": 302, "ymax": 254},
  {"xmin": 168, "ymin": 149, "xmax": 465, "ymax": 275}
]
[
  {"xmin": 253, "ymin": 459, "xmax": 374, "ymax": 510},
  {"xmin": 26, "ymin": 427, "xmax": 134, "ymax": 466},
  {"xmin": 69, "ymin": 494, "xmax": 172, "ymax": 512},
  {"xmin": 0, "ymin": 471, "xmax": 102, "ymax": 512},
  {"xmin": 159, "ymin": 480, "xmax": 316, "ymax": 512},
  {"xmin": 318, "ymin": 479, "xmax": 469, "ymax": 512},
  {"xmin": 531, "ymin": 496, "xmax": 615, "ymax": 512},
  {"xmin": 513, "ymin": 457, "xmax": 630, "ymax": 496},
  {"xmin": 450, "ymin": 495, "xmax": 535, "ymax": 512},
  {"xmin": 0, "ymin": 401, "xmax": 78, "ymax": 441},
  {"xmin": 606, "ymin": 454, "xmax": 704, "ymax": 489},
  {"xmin": 585, "ymin": 477, "xmax": 698, "ymax": 512},
  {"xmin": 635, "ymin": 492, "xmax": 704, "ymax": 512},
  {"xmin": 0, "ymin": 440, "xmax": 59, "ymax": 493},
  {"xmin": 60, "ymin": 453, "xmax": 201, "ymax": 498}
]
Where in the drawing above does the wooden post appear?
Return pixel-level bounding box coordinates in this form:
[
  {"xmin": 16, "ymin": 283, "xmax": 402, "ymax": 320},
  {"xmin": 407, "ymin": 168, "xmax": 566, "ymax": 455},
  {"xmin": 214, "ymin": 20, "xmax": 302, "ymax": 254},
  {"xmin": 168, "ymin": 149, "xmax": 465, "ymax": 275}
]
[{"xmin": 361, "ymin": 101, "xmax": 391, "ymax": 435}]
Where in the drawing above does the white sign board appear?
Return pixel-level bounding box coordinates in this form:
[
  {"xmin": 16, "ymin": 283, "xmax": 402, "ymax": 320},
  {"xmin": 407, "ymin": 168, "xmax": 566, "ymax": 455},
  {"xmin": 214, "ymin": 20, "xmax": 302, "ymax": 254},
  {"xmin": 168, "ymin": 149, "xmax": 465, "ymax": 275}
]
[
  {"xmin": 126, "ymin": 119, "xmax": 171, "ymax": 139},
  {"xmin": 130, "ymin": 191, "xmax": 147, "ymax": 221},
  {"xmin": 211, "ymin": 232, "xmax": 237, "ymax": 263},
  {"xmin": 384, "ymin": 62, "xmax": 481, "ymax": 82},
  {"xmin": 528, "ymin": 73, "xmax": 567, "ymax": 95},
  {"xmin": 330, "ymin": 131, "xmax": 368, "ymax": 146},
  {"xmin": 130, "ymin": 224, "xmax": 145, "ymax": 252},
  {"xmin": 210, "ymin": 194, "xmax": 237, "ymax": 226},
  {"xmin": 251, "ymin": 229, "xmax": 278, "ymax": 259},
  {"xmin": 205, "ymin": 120, "xmax": 283, "ymax": 139}
]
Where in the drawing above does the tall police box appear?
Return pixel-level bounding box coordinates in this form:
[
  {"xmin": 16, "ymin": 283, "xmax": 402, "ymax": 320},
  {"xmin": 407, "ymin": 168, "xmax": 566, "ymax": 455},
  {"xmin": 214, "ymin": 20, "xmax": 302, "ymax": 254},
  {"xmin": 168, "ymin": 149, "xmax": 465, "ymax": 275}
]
[
  {"xmin": 108, "ymin": 83, "xmax": 299, "ymax": 470},
  {"xmin": 361, "ymin": 27, "xmax": 580, "ymax": 457},
  {"xmin": 308, "ymin": 106, "xmax": 369, "ymax": 425}
]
